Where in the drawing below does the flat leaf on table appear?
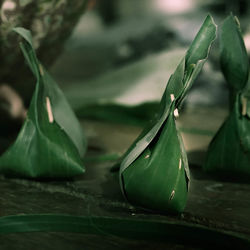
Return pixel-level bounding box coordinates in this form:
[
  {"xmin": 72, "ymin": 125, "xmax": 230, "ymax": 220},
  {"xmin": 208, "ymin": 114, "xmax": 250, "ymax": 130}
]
[
  {"xmin": 0, "ymin": 214, "xmax": 249, "ymax": 249},
  {"xmin": 119, "ymin": 15, "xmax": 217, "ymax": 213},
  {"xmin": 0, "ymin": 28, "xmax": 87, "ymax": 179}
]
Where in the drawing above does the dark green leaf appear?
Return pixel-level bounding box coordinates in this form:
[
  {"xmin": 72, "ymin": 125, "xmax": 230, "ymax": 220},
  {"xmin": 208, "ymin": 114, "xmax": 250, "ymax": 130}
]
[
  {"xmin": 204, "ymin": 15, "xmax": 250, "ymax": 180},
  {"xmin": 0, "ymin": 28, "xmax": 86, "ymax": 178},
  {"xmin": 186, "ymin": 15, "xmax": 217, "ymax": 66},
  {"xmin": 220, "ymin": 14, "xmax": 249, "ymax": 92},
  {"xmin": 76, "ymin": 102, "xmax": 160, "ymax": 126},
  {"xmin": 204, "ymin": 94, "xmax": 250, "ymax": 181},
  {"xmin": 0, "ymin": 214, "xmax": 249, "ymax": 249},
  {"xmin": 119, "ymin": 15, "xmax": 217, "ymax": 213}
]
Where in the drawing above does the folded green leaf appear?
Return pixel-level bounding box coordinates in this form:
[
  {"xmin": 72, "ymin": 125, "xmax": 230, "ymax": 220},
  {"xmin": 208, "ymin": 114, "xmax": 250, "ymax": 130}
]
[
  {"xmin": 0, "ymin": 28, "xmax": 87, "ymax": 178},
  {"xmin": 204, "ymin": 15, "xmax": 250, "ymax": 180},
  {"xmin": 119, "ymin": 15, "xmax": 216, "ymax": 213},
  {"xmin": 220, "ymin": 15, "xmax": 249, "ymax": 94}
]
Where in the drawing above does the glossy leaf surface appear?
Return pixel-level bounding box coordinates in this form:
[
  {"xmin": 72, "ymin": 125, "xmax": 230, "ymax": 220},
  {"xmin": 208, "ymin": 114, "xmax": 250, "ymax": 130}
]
[
  {"xmin": 204, "ymin": 15, "xmax": 250, "ymax": 180},
  {"xmin": 220, "ymin": 15, "xmax": 249, "ymax": 92},
  {"xmin": 119, "ymin": 15, "xmax": 216, "ymax": 213},
  {"xmin": 0, "ymin": 28, "xmax": 86, "ymax": 178}
]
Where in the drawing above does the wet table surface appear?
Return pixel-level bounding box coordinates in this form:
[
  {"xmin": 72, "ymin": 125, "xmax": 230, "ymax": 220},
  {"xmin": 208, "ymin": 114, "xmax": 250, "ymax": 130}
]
[{"xmin": 0, "ymin": 107, "xmax": 250, "ymax": 249}]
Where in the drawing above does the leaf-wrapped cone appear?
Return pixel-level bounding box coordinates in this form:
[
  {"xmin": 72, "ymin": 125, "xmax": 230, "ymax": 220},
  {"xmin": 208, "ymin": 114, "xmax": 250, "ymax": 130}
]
[
  {"xmin": 204, "ymin": 15, "xmax": 250, "ymax": 180},
  {"xmin": 119, "ymin": 15, "xmax": 216, "ymax": 213},
  {"xmin": 121, "ymin": 107, "xmax": 188, "ymax": 213},
  {"xmin": 0, "ymin": 28, "xmax": 87, "ymax": 178},
  {"xmin": 204, "ymin": 94, "xmax": 250, "ymax": 179}
]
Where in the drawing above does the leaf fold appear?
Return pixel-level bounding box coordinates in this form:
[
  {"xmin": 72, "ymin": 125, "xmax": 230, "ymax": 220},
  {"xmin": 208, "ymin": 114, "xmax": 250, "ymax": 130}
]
[{"xmin": 0, "ymin": 28, "xmax": 87, "ymax": 178}]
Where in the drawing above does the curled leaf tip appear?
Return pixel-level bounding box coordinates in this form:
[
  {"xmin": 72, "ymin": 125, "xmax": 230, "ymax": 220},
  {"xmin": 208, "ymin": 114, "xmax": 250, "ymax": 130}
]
[
  {"xmin": 12, "ymin": 27, "xmax": 34, "ymax": 46},
  {"xmin": 185, "ymin": 14, "xmax": 217, "ymax": 66}
]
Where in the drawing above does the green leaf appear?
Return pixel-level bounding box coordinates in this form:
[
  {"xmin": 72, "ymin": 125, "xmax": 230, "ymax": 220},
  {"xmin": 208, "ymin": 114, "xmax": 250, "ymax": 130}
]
[
  {"xmin": 0, "ymin": 214, "xmax": 249, "ymax": 249},
  {"xmin": 204, "ymin": 15, "xmax": 250, "ymax": 180},
  {"xmin": 186, "ymin": 15, "xmax": 217, "ymax": 66},
  {"xmin": 76, "ymin": 102, "xmax": 160, "ymax": 126},
  {"xmin": 0, "ymin": 28, "xmax": 87, "ymax": 178},
  {"xmin": 204, "ymin": 94, "xmax": 250, "ymax": 180},
  {"xmin": 220, "ymin": 14, "xmax": 249, "ymax": 92},
  {"xmin": 119, "ymin": 15, "xmax": 217, "ymax": 213},
  {"xmin": 13, "ymin": 27, "xmax": 33, "ymax": 46}
]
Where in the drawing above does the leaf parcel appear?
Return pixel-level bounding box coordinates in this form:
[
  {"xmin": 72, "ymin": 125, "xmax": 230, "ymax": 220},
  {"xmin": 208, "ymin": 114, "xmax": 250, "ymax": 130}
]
[
  {"xmin": 0, "ymin": 27, "xmax": 87, "ymax": 178},
  {"xmin": 119, "ymin": 15, "xmax": 217, "ymax": 213},
  {"xmin": 204, "ymin": 15, "xmax": 250, "ymax": 180}
]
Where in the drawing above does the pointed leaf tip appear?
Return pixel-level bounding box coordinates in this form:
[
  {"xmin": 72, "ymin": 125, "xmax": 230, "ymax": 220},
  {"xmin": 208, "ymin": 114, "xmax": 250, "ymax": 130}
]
[
  {"xmin": 12, "ymin": 27, "xmax": 33, "ymax": 47},
  {"xmin": 220, "ymin": 14, "xmax": 249, "ymax": 91},
  {"xmin": 185, "ymin": 14, "xmax": 217, "ymax": 66}
]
